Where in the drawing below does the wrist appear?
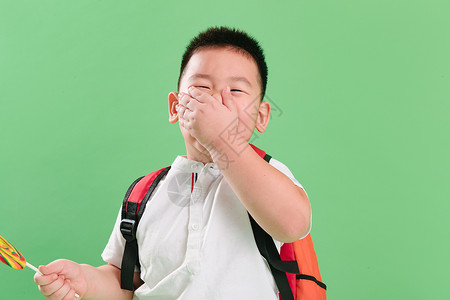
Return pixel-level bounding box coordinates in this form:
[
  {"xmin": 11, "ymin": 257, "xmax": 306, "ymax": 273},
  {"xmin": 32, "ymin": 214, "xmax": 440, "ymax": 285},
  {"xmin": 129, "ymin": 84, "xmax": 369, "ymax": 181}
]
[
  {"xmin": 80, "ymin": 264, "xmax": 95, "ymax": 298},
  {"xmin": 208, "ymin": 138, "xmax": 251, "ymax": 171}
]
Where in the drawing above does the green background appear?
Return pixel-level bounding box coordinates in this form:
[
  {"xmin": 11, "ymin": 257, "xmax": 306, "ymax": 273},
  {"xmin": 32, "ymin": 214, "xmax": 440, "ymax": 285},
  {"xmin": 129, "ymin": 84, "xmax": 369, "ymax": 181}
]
[{"xmin": 1, "ymin": 0, "xmax": 448, "ymax": 299}]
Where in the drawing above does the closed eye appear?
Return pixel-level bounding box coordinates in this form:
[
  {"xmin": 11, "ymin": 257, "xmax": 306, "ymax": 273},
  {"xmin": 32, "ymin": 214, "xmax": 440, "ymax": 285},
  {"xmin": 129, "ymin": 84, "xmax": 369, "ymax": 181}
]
[
  {"xmin": 231, "ymin": 89, "xmax": 243, "ymax": 92},
  {"xmin": 197, "ymin": 86, "xmax": 210, "ymax": 89}
]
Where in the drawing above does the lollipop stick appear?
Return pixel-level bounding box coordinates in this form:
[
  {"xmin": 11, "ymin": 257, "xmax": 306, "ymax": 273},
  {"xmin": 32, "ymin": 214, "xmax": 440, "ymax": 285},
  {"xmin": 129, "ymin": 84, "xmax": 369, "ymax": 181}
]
[
  {"xmin": 26, "ymin": 262, "xmax": 80, "ymax": 299},
  {"xmin": 26, "ymin": 262, "xmax": 41, "ymax": 274}
]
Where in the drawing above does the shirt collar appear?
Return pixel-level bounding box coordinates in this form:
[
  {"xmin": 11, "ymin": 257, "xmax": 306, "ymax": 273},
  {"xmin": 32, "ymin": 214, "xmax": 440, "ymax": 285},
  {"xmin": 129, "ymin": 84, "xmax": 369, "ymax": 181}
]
[{"xmin": 171, "ymin": 155, "xmax": 221, "ymax": 175}]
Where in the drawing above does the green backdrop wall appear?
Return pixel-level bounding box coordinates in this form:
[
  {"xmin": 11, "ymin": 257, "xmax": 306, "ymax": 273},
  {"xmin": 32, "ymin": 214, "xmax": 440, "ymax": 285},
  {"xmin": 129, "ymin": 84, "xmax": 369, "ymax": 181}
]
[{"xmin": 1, "ymin": 1, "xmax": 448, "ymax": 299}]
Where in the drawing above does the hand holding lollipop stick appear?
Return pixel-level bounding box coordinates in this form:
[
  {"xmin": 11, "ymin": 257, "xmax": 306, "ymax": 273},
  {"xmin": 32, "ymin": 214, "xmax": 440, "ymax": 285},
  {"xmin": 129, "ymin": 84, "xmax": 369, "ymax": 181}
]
[{"xmin": 0, "ymin": 235, "xmax": 80, "ymax": 299}]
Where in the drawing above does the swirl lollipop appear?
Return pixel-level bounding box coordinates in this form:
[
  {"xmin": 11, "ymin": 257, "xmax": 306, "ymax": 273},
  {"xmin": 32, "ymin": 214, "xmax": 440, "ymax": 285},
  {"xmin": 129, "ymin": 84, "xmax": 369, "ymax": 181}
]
[
  {"xmin": 0, "ymin": 235, "xmax": 38, "ymax": 272},
  {"xmin": 0, "ymin": 235, "xmax": 80, "ymax": 298}
]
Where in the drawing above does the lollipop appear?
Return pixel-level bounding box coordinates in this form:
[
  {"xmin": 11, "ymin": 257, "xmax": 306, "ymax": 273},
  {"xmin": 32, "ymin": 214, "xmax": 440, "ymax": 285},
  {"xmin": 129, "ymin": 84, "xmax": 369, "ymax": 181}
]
[
  {"xmin": 0, "ymin": 235, "xmax": 37, "ymax": 272},
  {"xmin": 0, "ymin": 235, "xmax": 80, "ymax": 298}
]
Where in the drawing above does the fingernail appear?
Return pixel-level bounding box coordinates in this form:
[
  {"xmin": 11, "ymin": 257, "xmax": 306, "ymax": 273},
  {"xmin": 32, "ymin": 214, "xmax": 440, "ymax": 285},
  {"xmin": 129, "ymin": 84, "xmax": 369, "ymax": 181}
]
[
  {"xmin": 226, "ymin": 86, "xmax": 231, "ymax": 93},
  {"xmin": 189, "ymin": 86, "xmax": 194, "ymax": 92}
]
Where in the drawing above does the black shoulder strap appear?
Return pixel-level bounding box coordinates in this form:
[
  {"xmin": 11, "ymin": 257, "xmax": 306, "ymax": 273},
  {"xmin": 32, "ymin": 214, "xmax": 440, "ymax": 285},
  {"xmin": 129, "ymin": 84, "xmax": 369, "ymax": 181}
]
[
  {"xmin": 248, "ymin": 153, "xmax": 299, "ymax": 300},
  {"xmin": 120, "ymin": 166, "xmax": 171, "ymax": 290}
]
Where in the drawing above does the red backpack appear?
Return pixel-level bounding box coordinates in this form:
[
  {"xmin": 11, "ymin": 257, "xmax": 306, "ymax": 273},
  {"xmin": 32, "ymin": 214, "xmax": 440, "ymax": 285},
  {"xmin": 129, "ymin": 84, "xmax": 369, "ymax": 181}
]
[{"xmin": 119, "ymin": 145, "xmax": 326, "ymax": 299}]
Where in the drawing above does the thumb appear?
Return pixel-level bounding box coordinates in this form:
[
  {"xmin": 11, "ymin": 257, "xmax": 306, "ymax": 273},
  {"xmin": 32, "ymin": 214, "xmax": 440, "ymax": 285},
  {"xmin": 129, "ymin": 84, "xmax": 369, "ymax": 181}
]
[{"xmin": 222, "ymin": 86, "xmax": 236, "ymax": 112}]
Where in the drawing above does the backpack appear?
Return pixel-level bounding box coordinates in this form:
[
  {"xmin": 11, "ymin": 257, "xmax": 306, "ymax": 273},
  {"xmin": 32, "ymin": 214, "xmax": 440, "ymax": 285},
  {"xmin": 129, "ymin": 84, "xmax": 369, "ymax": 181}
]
[{"xmin": 119, "ymin": 145, "xmax": 326, "ymax": 300}]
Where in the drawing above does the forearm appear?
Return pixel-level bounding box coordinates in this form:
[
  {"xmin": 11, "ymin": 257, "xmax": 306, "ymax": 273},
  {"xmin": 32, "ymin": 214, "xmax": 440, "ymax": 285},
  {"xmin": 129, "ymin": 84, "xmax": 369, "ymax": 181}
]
[
  {"xmin": 81, "ymin": 264, "xmax": 134, "ymax": 300},
  {"xmin": 209, "ymin": 142, "xmax": 311, "ymax": 242}
]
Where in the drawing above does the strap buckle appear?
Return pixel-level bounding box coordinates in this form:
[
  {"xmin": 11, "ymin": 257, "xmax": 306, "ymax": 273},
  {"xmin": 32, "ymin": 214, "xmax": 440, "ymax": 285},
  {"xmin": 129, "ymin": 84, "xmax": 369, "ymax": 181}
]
[{"xmin": 120, "ymin": 219, "xmax": 137, "ymax": 242}]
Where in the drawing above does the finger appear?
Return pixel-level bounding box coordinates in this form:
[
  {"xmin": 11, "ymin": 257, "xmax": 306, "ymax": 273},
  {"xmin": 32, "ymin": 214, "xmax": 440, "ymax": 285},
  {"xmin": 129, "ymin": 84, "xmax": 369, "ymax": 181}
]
[
  {"xmin": 221, "ymin": 86, "xmax": 236, "ymax": 112},
  {"xmin": 178, "ymin": 104, "xmax": 198, "ymax": 124},
  {"xmin": 61, "ymin": 288, "xmax": 78, "ymax": 300},
  {"xmin": 181, "ymin": 107, "xmax": 194, "ymax": 121},
  {"xmin": 39, "ymin": 260, "xmax": 66, "ymax": 275},
  {"xmin": 178, "ymin": 113, "xmax": 186, "ymax": 128},
  {"xmin": 178, "ymin": 92, "xmax": 190, "ymax": 107},
  {"xmin": 47, "ymin": 279, "xmax": 73, "ymax": 300},
  {"xmin": 35, "ymin": 272, "xmax": 59, "ymax": 285},
  {"xmin": 188, "ymin": 86, "xmax": 215, "ymax": 104},
  {"xmin": 39, "ymin": 276, "xmax": 65, "ymax": 296},
  {"xmin": 176, "ymin": 104, "xmax": 189, "ymax": 121},
  {"xmin": 212, "ymin": 92, "xmax": 223, "ymax": 105},
  {"xmin": 179, "ymin": 113, "xmax": 193, "ymax": 130},
  {"xmin": 179, "ymin": 93, "xmax": 201, "ymax": 111}
]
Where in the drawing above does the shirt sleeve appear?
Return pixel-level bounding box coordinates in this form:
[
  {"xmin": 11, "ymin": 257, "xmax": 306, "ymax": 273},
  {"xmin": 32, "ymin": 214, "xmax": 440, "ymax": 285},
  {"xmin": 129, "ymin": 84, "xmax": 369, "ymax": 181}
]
[
  {"xmin": 268, "ymin": 158, "xmax": 312, "ymax": 250},
  {"xmin": 101, "ymin": 207, "xmax": 128, "ymax": 269}
]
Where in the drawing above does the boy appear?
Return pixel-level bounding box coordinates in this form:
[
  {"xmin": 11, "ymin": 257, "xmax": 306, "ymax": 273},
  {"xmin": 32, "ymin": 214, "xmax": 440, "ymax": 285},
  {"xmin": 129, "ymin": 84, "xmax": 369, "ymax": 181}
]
[{"xmin": 34, "ymin": 26, "xmax": 311, "ymax": 300}]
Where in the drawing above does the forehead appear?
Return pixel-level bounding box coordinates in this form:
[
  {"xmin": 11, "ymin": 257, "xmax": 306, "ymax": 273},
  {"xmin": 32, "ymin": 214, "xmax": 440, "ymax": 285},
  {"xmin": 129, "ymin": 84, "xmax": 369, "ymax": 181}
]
[{"xmin": 181, "ymin": 47, "xmax": 260, "ymax": 87}]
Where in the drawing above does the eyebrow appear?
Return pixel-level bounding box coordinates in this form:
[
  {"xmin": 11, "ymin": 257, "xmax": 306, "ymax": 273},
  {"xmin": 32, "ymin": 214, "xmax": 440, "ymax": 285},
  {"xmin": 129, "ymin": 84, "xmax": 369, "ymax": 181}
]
[{"xmin": 188, "ymin": 74, "xmax": 253, "ymax": 87}]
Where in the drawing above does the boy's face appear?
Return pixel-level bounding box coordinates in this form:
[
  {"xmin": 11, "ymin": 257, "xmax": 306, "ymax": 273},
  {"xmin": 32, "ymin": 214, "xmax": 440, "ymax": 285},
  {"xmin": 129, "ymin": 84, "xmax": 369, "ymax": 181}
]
[{"xmin": 169, "ymin": 46, "xmax": 270, "ymax": 157}]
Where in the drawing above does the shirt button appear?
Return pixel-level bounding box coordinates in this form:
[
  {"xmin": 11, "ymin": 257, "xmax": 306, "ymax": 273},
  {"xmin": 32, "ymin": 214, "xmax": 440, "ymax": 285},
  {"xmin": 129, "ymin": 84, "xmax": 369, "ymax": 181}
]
[
  {"xmin": 186, "ymin": 262, "xmax": 192, "ymax": 273},
  {"xmin": 192, "ymin": 189, "xmax": 200, "ymax": 198},
  {"xmin": 186, "ymin": 262, "xmax": 197, "ymax": 275},
  {"xmin": 191, "ymin": 224, "xmax": 200, "ymax": 231}
]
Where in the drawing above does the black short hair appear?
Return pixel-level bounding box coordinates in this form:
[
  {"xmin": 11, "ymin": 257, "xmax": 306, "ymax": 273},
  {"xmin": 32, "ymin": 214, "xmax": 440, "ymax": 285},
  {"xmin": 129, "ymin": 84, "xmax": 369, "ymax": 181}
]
[{"xmin": 178, "ymin": 26, "xmax": 268, "ymax": 99}]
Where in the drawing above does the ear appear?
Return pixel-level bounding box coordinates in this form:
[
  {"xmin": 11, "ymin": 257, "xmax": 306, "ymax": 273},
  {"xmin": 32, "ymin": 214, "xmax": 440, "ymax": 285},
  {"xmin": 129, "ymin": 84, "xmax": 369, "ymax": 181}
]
[
  {"xmin": 168, "ymin": 92, "xmax": 179, "ymax": 124},
  {"xmin": 255, "ymin": 101, "xmax": 271, "ymax": 133}
]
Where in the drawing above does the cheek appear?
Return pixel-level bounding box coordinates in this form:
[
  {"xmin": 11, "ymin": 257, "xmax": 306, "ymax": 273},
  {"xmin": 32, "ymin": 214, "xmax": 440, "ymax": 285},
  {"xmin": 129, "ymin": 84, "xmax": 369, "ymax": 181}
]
[
  {"xmin": 236, "ymin": 103, "xmax": 259, "ymax": 138},
  {"xmin": 237, "ymin": 100, "xmax": 260, "ymax": 123}
]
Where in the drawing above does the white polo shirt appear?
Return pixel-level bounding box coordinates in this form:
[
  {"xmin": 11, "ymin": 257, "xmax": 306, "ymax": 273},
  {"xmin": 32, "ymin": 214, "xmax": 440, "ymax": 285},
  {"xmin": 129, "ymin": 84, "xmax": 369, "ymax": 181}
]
[{"xmin": 102, "ymin": 155, "xmax": 310, "ymax": 300}]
